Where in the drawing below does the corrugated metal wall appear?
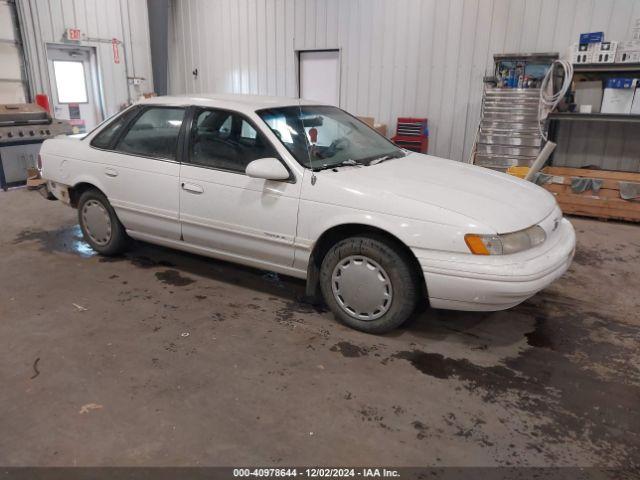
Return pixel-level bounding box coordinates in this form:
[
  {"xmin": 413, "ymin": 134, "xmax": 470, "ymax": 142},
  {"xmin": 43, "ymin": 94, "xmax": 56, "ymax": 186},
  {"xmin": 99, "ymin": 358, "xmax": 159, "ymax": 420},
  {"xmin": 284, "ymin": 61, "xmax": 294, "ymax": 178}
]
[
  {"xmin": 167, "ymin": 0, "xmax": 640, "ymax": 163},
  {"xmin": 16, "ymin": 0, "xmax": 154, "ymax": 119},
  {"xmin": 554, "ymin": 121, "xmax": 640, "ymax": 172}
]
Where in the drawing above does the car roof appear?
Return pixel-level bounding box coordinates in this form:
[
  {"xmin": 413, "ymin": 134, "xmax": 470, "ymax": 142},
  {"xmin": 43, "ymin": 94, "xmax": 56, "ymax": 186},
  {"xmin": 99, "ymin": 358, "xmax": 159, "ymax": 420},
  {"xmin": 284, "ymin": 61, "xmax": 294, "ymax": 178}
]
[{"xmin": 138, "ymin": 93, "xmax": 323, "ymax": 114}]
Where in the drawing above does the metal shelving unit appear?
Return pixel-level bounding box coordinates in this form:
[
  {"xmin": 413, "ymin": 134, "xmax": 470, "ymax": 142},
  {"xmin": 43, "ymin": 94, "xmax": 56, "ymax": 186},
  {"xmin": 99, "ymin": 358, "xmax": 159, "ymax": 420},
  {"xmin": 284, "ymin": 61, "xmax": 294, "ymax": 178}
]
[
  {"xmin": 547, "ymin": 63, "xmax": 640, "ymax": 128},
  {"xmin": 474, "ymin": 87, "xmax": 542, "ymax": 171},
  {"xmin": 572, "ymin": 63, "xmax": 640, "ymax": 73},
  {"xmin": 549, "ymin": 112, "xmax": 640, "ymax": 123},
  {"xmin": 472, "ymin": 52, "xmax": 558, "ymax": 170},
  {"xmin": 547, "ymin": 62, "xmax": 640, "ymax": 175}
]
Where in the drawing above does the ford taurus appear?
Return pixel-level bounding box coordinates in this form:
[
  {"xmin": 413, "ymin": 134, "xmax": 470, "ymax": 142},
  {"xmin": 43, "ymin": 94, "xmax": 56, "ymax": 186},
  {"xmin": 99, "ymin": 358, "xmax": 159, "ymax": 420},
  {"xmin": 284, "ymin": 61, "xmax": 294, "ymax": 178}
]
[{"xmin": 40, "ymin": 94, "xmax": 576, "ymax": 333}]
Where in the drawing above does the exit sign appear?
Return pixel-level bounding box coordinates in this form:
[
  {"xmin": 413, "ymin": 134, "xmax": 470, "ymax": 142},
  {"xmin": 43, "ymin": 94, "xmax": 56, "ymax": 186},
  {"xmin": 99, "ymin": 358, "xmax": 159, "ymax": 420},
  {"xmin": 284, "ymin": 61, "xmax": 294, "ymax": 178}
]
[{"xmin": 66, "ymin": 28, "xmax": 81, "ymax": 41}]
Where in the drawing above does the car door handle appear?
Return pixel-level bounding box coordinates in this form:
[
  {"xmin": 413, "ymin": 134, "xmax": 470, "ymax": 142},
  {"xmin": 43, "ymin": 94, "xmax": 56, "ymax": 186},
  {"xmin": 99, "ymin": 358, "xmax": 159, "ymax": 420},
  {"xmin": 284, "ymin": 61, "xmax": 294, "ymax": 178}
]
[
  {"xmin": 104, "ymin": 167, "xmax": 118, "ymax": 177},
  {"xmin": 181, "ymin": 182, "xmax": 204, "ymax": 194}
]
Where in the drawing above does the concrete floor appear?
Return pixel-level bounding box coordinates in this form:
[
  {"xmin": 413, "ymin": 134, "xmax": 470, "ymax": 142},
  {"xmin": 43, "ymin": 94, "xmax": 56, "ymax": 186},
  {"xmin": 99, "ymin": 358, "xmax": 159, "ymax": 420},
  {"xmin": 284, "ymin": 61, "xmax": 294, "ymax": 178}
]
[{"xmin": 0, "ymin": 188, "xmax": 639, "ymax": 468}]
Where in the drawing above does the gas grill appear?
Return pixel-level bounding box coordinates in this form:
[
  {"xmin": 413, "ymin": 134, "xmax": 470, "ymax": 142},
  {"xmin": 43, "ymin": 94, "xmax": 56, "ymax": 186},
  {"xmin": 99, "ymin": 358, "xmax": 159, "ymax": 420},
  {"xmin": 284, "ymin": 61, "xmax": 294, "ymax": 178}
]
[{"xmin": 0, "ymin": 103, "xmax": 72, "ymax": 190}]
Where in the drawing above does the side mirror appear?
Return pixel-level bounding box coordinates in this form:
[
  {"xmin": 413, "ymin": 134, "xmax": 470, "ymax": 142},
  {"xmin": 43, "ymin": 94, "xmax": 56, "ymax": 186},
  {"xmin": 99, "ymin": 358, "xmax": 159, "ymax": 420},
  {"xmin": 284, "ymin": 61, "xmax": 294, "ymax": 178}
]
[{"xmin": 245, "ymin": 158, "xmax": 290, "ymax": 181}]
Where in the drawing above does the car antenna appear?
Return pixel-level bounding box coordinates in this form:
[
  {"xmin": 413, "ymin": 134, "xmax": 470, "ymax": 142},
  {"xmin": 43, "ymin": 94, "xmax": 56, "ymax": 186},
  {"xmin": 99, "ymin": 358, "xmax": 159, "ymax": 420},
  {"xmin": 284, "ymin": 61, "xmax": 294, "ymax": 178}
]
[{"xmin": 300, "ymin": 100, "xmax": 317, "ymax": 186}]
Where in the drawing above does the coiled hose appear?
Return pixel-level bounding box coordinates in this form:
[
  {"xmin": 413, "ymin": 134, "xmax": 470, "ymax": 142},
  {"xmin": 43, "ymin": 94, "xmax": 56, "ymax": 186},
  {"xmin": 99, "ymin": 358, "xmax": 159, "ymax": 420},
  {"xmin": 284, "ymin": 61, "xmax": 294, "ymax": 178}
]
[{"xmin": 524, "ymin": 59, "xmax": 573, "ymax": 181}]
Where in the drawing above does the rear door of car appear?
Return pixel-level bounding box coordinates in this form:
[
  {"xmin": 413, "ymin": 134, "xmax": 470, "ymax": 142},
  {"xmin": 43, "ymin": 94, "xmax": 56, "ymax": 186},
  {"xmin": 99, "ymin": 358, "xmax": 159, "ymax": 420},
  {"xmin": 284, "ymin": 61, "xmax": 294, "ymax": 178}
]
[
  {"xmin": 178, "ymin": 106, "xmax": 301, "ymax": 269},
  {"xmin": 89, "ymin": 105, "xmax": 186, "ymax": 240}
]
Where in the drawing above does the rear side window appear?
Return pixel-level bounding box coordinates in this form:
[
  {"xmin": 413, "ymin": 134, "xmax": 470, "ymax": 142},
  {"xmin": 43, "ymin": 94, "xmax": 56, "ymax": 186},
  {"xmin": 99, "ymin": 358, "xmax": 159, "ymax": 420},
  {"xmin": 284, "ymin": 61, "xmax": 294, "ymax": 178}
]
[
  {"xmin": 115, "ymin": 107, "xmax": 185, "ymax": 160},
  {"xmin": 90, "ymin": 108, "xmax": 138, "ymax": 149}
]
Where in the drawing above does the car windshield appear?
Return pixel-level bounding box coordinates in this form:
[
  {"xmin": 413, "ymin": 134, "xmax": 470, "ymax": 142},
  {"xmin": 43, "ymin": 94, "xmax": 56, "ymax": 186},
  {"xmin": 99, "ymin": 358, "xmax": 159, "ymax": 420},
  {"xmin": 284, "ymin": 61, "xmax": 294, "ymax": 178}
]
[{"xmin": 257, "ymin": 105, "xmax": 404, "ymax": 170}]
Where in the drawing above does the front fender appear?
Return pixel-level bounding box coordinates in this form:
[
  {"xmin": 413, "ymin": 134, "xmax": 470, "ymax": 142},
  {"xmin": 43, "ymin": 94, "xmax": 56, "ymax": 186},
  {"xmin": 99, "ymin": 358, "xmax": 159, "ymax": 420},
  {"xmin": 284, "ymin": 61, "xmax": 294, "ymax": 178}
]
[{"xmin": 294, "ymin": 200, "xmax": 472, "ymax": 273}]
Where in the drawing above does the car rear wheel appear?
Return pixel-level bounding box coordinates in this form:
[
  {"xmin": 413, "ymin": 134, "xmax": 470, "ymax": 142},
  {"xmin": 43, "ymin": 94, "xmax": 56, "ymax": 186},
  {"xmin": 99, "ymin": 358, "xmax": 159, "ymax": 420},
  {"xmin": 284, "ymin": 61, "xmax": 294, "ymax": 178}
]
[
  {"xmin": 77, "ymin": 189, "xmax": 128, "ymax": 256},
  {"xmin": 319, "ymin": 235, "xmax": 420, "ymax": 334}
]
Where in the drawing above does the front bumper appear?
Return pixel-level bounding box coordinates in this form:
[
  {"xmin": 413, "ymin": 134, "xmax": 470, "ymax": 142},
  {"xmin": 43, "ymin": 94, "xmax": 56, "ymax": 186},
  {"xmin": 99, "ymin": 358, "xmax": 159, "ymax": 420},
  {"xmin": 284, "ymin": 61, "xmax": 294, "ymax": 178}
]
[{"xmin": 416, "ymin": 218, "xmax": 576, "ymax": 311}]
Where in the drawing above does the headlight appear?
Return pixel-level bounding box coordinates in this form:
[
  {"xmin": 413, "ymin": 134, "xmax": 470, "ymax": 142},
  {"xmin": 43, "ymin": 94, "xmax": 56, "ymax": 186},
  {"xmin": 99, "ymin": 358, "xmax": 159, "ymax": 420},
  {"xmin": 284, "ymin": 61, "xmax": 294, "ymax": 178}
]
[{"xmin": 465, "ymin": 225, "xmax": 546, "ymax": 255}]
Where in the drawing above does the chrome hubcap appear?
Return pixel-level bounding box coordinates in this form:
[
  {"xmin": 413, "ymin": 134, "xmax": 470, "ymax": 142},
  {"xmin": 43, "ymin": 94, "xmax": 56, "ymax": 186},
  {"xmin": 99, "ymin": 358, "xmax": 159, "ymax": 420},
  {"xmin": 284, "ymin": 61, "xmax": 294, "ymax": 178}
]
[
  {"xmin": 81, "ymin": 199, "xmax": 112, "ymax": 246},
  {"xmin": 331, "ymin": 255, "xmax": 393, "ymax": 321}
]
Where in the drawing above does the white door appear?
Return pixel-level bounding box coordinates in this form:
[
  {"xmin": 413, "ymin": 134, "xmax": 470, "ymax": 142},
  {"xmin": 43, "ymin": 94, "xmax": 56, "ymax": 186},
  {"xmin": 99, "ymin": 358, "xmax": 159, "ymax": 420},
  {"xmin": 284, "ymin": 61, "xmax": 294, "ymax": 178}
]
[
  {"xmin": 47, "ymin": 45, "xmax": 102, "ymax": 133},
  {"xmin": 179, "ymin": 108, "xmax": 300, "ymax": 269},
  {"xmin": 299, "ymin": 50, "xmax": 340, "ymax": 106},
  {"xmin": 89, "ymin": 106, "xmax": 184, "ymax": 241}
]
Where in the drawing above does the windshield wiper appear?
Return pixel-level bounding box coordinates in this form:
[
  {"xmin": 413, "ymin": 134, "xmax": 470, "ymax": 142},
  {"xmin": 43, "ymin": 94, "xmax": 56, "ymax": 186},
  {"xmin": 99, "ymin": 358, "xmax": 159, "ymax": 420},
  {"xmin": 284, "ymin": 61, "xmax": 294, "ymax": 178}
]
[
  {"xmin": 368, "ymin": 155, "xmax": 393, "ymax": 166},
  {"xmin": 362, "ymin": 151, "xmax": 405, "ymax": 166},
  {"xmin": 312, "ymin": 158, "xmax": 363, "ymax": 172},
  {"xmin": 338, "ymin": 159, "xmax": 362, "ymax": 167}
]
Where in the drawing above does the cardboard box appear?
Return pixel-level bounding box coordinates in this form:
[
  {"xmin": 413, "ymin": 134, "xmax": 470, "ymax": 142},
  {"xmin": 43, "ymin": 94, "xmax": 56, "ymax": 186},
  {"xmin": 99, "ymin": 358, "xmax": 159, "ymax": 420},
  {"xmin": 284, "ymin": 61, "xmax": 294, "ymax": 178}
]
[
  {"xmin": 594, "ymin": 41, "xmax": 617, "ymax": 63},
  {"xmin": 605, "ymin": 78, "xmax": 636, "ymax": 89},
  {"xmin": 580, "ymin": 32, "xmax": 604, "ymax": 44},
  {"xmin": 357, "ymin": 116, "xmax": 375, "ymax": 128},
  {"xmin": 575, "ymin": 80, "xmax": 603, "ymax": 113},
  {"xmin": 357, "ymin": 116, "xmax": 387, "ymax": 137},
  {"xmin": 631, "ymin": 88, "xmax": 640, "ymax": 115},
  {"xmin": 571, "ymin": 43, "xmax": 594, "ymax": 64},
  {"xmin": 601, "ymin": 86, "xmax": 635, "ymax": 114},
  {"xmin": 615, "ymin": 40, "xmax": 640, "ymax": 63},
  {"xmin": 25, "ymin": 167, "xmax": 45, "ymax": 190},
  {"xmin": 374, "ymin": 124, "xmax": 387, "ymax": 137}
]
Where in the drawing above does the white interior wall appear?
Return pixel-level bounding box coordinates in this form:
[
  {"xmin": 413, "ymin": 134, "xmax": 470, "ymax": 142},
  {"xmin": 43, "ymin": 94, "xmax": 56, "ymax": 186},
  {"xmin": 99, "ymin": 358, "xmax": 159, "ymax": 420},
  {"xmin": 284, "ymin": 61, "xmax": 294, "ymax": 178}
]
[
  {"xmin": 16, "ymin": 0, "xmax": 154, "ymax": 119},
  {"xmin": 168, "ymin": 0, "xmax": 640, "ymax": 162}
]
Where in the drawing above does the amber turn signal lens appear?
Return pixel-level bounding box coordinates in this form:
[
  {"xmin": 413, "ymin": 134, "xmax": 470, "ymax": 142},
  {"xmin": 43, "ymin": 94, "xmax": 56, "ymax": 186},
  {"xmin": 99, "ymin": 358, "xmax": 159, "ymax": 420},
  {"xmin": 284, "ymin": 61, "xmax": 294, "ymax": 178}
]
[{"xmin": 464, "ymin": 234, "xmax": 490, "ymax": 255}]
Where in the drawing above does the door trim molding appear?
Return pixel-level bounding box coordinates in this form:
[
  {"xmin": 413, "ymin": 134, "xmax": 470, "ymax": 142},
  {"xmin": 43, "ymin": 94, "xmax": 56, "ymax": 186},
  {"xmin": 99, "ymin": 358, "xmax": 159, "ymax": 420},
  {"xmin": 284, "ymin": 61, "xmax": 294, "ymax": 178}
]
[
  {"xmin": 179, "ymin": 213, "xmax": 295, "ymax": 246},
  {"xmin": 126, "ymin": 229, "xmax": 308, "ymax": 279},
  {"xmin": 111, "ymin": 199, "xmax": 178, "ymax": 221}
]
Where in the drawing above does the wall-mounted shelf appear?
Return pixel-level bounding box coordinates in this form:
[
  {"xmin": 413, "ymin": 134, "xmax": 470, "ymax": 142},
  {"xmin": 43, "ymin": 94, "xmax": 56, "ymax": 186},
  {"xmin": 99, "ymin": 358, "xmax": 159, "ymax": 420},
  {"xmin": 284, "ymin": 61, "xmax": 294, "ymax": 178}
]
[
  {"xmin": 549, "ymin": 112, "xmax": 640, "ymax": 123},
  {"xmin": 573, "ymin": 63, "xmax": 640, "ymax": 73}
]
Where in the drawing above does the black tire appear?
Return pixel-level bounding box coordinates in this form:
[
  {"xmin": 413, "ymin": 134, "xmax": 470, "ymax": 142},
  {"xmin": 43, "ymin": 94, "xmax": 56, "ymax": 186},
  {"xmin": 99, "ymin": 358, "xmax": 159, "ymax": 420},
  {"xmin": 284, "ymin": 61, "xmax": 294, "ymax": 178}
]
[
  {"xmin": 319, "ymin": 235, "xmax": 420, "ymax": 334},
  {"xmin": 77, "ymin": 189, "xmax": 128, "ymax": 256}
]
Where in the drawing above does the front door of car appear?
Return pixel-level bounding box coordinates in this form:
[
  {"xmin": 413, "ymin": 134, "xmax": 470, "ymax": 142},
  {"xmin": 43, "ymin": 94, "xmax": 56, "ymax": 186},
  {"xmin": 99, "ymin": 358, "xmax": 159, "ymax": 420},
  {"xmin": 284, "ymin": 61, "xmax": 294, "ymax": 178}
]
[
  {"xmin": 179, "ymin": 108, "xmax": 300, "ymax": 269},
  {"xmin": 89, "ymin": 106, "xmax": 185, "ymax": 240}
]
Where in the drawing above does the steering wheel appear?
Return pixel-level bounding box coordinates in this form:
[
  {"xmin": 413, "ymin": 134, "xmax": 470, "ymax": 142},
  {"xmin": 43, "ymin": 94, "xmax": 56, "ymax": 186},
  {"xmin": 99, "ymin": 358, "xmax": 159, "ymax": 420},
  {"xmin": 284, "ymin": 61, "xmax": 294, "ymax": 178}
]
[{"xmin": 323, "ymin": 136, "xmax": 351, "ymax": 158}]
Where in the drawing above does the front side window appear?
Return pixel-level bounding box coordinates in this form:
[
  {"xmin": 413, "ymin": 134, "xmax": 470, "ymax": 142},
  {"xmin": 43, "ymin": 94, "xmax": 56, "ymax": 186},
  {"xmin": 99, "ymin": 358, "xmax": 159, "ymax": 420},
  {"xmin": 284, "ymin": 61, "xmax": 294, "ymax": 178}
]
[
  {"xmin": 257, "ymin": 105, "xmax": 403, "ymax": 170},
  {"xmin": 115, "ymin": 107, "xmax": 185, "ymax": 160},
  {"xmin": 189, "ymin": 109, "xmax": 278, "ymax": 173}
]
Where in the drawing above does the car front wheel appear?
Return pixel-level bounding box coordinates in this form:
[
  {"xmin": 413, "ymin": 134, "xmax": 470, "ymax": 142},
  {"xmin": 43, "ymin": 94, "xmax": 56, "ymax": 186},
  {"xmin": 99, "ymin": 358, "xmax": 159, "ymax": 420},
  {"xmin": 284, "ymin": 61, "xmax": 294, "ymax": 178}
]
[
  {"xmin": 319, "ymin": 235, "xmax": 420, "ymax": 334},
  {"xmin": 77, "ymin": 189, "xmax": 128, "ymax": 256}
]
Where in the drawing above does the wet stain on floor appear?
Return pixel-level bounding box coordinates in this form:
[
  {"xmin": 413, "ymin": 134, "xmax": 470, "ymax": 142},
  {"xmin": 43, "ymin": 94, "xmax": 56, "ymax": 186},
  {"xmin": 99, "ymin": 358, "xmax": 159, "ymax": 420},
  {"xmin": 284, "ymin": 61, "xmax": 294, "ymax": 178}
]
[
  {"xmin": 573, "ymin": 245, "xmax": 640, "ymax": 267},
  {"xmin": 391, "ymin": 351, "xmax": 479, "ymax": 380},
  {"xmin": 388, "ymin": 303, "xmax": 640, "ymax": 466},
  {"xmin": 330, "ymin": 341, "xmax": 368, "ymax": 358},
  {"xmin": 274, "ymin": 300, "xmax": 329, "ymax": 329},
  {"xmin": 412, "ymin": 420, "xmax": 429, "ymax": 440},
  {"xmin": 100, "ymin": 254, "xmax": 175, "ymax": 269},
  {"xmin": 524, "ymin": 317, "xmax": 554, "ymax": 349},
  {"xmin": 14, "ymin": 225, "xmax": 313, "ymax": 309},
  {"xmin": 573, "ymin": 246, "xmax": 605, "ymax": 267},
  {"xmin": 13, "ymin": 226, "xmax": 96, "ymax": 257},
  {"xmin": 155, "ymin": 269, "xmax": 196, "ymax": 286}
]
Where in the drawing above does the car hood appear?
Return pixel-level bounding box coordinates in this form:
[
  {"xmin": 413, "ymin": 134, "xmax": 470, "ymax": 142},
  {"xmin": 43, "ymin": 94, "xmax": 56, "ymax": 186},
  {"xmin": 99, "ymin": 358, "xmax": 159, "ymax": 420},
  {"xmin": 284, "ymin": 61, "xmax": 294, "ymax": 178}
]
[{"xmin": 310, "ymin": 153, "xmax": 557, "ymax": 233}]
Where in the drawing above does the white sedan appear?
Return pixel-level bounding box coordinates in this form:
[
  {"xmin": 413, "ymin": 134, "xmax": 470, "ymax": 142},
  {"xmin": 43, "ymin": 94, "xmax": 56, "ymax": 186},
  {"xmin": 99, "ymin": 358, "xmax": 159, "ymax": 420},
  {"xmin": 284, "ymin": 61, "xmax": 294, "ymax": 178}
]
[{"xmin": 40, "ymin": 94, "xmax": 576, "ymax": 333}]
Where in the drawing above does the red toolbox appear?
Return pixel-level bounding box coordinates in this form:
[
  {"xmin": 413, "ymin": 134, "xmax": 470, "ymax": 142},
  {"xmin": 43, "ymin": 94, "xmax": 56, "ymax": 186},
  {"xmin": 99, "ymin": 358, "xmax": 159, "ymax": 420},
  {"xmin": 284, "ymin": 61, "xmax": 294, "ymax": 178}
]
[{"xmin": 391, "ymin": 117, "xmax": 429, "ymax": 153}]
